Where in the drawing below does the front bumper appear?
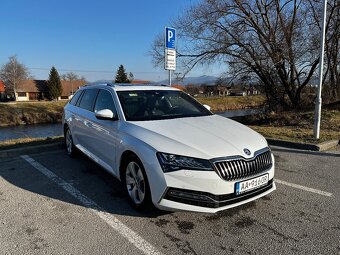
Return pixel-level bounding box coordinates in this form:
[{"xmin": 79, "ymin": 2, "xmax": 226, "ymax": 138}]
[
  {"xmin": 152, "ymin": 155, "xmax": 275, "ymax": 213},
  {"xmin": 164, "ymin": 178, "xmax": 274, "ymax": 208},
  {"xmin": 156, "ymin": 181, "xmax": 276, "ymax": 213}
]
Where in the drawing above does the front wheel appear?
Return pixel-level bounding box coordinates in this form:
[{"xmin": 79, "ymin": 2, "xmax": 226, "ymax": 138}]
[{"xmin": 123, "ymin": 155, "xmax": 152, "ymax": 210}]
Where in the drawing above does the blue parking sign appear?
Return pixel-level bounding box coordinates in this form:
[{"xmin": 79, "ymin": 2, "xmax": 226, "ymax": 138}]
[{"xmin": 165, "ymin": 27, "xmax": 176, "ymax": 49}]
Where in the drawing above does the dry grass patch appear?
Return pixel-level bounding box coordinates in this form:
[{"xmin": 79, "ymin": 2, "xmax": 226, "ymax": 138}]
[
  {"xmin": 249, "ymin": 125, "xmax": 338, "ymax": 143},
  {"xmin": 0, "ymin": 101, "xmax": 66, "ymax": 126},
  {"xmin": 196, "ymin": 95, "xmax": 266, "ymax": 112},
  {"xmin": 246, "ymin": 110, "xmax": 340, "ymax": 144},
  {"xmin": 0, "ymin": 136, "xmax": 63, "ymax": 150}
]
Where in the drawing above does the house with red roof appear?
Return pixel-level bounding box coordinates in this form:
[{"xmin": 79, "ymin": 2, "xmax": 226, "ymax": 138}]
[
  {"xmin": 16, "ymin": 80, "xmax": 48, "ymax": 101},
  {"xmin": 15, "ymin": 80, "xmax": 86, "ymax": 101},
  {"xmin": 131, "ymin": 80, "xmax": 151, "ymax": 85}
]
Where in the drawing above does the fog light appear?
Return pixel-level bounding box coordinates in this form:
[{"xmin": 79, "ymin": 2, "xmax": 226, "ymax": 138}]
[{"xmin": 168, "ymin": 190, "xmax": 212, "ymax": 202}]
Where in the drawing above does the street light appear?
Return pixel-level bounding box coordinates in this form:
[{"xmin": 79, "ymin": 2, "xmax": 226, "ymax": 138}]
[{"xmin": 314, "ymin": 0, "xmax": 328, "ymax": 139}]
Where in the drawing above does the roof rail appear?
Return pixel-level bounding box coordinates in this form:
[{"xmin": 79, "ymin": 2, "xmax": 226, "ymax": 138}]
[
  {"xmin": 85, "ymin": 82, "xmax": 115, "ymax": 87},
  {"xmin": 84, "ymin": 83, "xmax": 172, "ymax": 87}
]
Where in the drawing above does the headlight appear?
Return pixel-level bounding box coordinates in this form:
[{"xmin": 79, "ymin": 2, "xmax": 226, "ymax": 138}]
[{"xmin": 157, "ymin": 152, "xmax": 213, "ymax": 172}]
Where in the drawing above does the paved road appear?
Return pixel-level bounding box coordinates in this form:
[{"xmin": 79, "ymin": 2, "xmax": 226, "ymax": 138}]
[{"xmin": 0, "ymin": 146, "xmax": 339, "ymax": 255}]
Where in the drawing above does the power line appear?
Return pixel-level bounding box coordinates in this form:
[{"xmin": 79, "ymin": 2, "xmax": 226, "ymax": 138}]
[{"xmin": 27, "ymin": 67, "xmax": 164, "ymax": 74}]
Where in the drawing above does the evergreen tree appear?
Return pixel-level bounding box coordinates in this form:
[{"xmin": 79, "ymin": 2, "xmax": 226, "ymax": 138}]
[
  {"xmin": 114, "ymin": 65, "xmax": 130, "ymax": 83},
  {"xmin": 48, "ymin": 66, "xmax": 62, "ymax": 100}
]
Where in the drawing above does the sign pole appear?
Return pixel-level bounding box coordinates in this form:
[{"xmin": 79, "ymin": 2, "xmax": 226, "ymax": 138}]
[
  {"xmin": 169, "ymin": 70, "xmax": 172, "ymax": 86},
  {"xmin": 313, "ymin": 0, "xmax": 327, "ymax": 139}
]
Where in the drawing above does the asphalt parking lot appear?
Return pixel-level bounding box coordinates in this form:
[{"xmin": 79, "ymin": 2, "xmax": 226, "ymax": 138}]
[{"xmin": 0, "ymin": 146, "xmax": 339, "ymax": 255}]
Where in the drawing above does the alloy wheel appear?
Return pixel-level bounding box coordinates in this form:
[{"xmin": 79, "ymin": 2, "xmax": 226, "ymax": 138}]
[
  {"xmin": 125, "ymin": 161, "xmax": 146, "ymax": 205},
  {"xmin": 65, "ymin": 128, "xmax": 73, "ymax": 155}
]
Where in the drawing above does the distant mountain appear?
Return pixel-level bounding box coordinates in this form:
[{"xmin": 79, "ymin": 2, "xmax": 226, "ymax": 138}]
[
  {"xmin": 89, "ymin": 80, "xmax": 113, "ymax": 84},
  {"xmin": 154, "ymin": 75, "xmax": 218, "ymax": 86}
]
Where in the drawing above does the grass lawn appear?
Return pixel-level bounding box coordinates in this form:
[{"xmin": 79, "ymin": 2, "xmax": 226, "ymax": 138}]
[{"xmin": 0, "ymin": 101, "xmax": 66, "ymax": 126}]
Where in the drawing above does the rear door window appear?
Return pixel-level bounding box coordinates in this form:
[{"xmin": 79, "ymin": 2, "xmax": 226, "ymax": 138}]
[{"xmin": 78, "ymin": 89, "xmax": 99, "ymax": 111}]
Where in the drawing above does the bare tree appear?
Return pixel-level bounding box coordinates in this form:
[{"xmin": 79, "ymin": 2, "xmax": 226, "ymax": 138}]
[
  {"xmin": 322, "ymin": 0, "xmax": 340, "ymax": 103},
  {"xmin": 60, "ymin": 72, "xmax": 84, "ymax": 95},
  {"xmin": 0, "ymin": 55, "xmax": 30, "ymax": 100},
  {"xmin": 150, "ymin": 0, "xmax": 330, "ymax": 109},
  {"xmin": 61, "ymin": 72, "xmax": 79, "ymax": 81},
  {"xmin": 128, "ymin": 72, "xmax": 134, "ymax": 82}
]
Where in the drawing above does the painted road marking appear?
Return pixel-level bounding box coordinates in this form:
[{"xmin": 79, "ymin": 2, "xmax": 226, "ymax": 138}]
[
  {"xmin": 21, "ymin": 155, "xmax": 163, "ymax": 255},
  {"xmin": 275, "ymin": 179, "xmax": 333, "ymax": 197}
]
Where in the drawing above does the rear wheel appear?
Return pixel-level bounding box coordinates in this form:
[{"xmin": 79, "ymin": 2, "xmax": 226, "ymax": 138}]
[
  {"xmin": 64, "ymin": 126, "xmax": 77, "ymax": 157},
  {"xmin": 123, "ymin": 155, "xmax": 152, "ymax": 210}
]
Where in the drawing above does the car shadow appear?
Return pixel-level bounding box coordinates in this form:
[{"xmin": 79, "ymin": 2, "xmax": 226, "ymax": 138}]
[
  {"xmin": 75, "ymin": 153, "xmax": 172, "ymax": 219},
  {"xmin": 271, "ymin": 147, "xmax": 340, "ymax": 158},
  {"xmin": 0, "ymin": 152, "xmax": 171, "ymax": 219},
  {"xmin": 1, "ymin": 149, "xmax": 269, "ymax": 221}
]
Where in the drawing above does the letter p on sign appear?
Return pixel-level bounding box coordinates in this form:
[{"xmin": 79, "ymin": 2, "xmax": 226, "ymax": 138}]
[
  {"xmin": 168, "ymin": 31, "xmax": 173, "ymax": 42},
  {"xmin": 165, "ymin": 27, "xmax": 176, "ymax": 49}
]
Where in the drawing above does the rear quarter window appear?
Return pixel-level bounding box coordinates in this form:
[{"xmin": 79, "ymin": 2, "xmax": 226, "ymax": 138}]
[{"xmin": 69, "ymin": 90, "xmax": 83, "ymax": 106}]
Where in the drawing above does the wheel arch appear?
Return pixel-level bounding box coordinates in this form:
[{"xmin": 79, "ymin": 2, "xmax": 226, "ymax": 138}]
[
  {"xmin": 116, "ymin": 136, "xmax": 166, "ymax": 205},
  {"xmin": 119, "ymin": 150, "xmax": 138, "ymax": 181},
  {"xmin": 63, "ymin": 123, "xmax": 69, "ymax": 135}
]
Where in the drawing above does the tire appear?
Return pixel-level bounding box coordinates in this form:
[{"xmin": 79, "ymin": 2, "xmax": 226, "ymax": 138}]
[
  {"xmin": 122, "ymin": 154, "xmax": 152, "ymax": 210},
  {"xmin": 64, "ymin": 126, "xmax": 77, "ymax": 157}
]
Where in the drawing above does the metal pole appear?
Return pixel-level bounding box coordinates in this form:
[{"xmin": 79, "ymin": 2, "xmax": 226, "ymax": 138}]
[
  {"xmin": 314, "ymin": 0, "xmax": 328, "ymax": 139},
  {"xmin": 169, "ymin": 70, "xmax": 172, "ymax": 86}
]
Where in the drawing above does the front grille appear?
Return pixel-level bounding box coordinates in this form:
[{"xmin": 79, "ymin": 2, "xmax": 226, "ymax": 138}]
[{"xmin": 213, "ymin": 149, "xmax": 272, "ymax": 181}]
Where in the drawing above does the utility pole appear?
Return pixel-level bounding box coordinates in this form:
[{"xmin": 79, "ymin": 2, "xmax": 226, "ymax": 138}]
[
  {"xmin": 174, "ymin": 72, "xmax": 182, "ymax": 85},
  {"xmin": 71, "ymin": 81, "xmax": 74, "ymax": 95},
  {"xmin": 314, "ymin": 0, "xmax": 328, "ymax": 139}
]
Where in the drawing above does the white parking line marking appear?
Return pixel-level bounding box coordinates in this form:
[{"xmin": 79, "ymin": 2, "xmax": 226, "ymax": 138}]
[
  {"xmin": 275, "ymin": 179, "xmax": 333, "ymax": 197},
  {"xmin": 21, "ymin": 155, "xmax": 163, "ymax": 255}
]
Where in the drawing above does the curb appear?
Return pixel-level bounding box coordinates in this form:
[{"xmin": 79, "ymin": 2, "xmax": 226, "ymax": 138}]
[
  {"xmin": 0, "ymin": 142, "xmax": 64, "ymax": 159},
  {"xmin": 267, "ymin": 138, "xmax": 339, "ymax": 151}
]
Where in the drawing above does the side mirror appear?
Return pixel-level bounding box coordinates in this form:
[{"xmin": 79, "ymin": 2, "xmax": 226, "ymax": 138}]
[
  {"xmin": 95, "ymin": 109, "xmax": 117, "ymax": 120},
  {"xmin": 203, "ymin": 104, "xmax": 211, "ymax": 111}
]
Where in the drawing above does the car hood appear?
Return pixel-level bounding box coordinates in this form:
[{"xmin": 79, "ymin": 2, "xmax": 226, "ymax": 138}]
[{"xmin": 124, "ymin": 115, "xmax": 268, "ymax": 159}]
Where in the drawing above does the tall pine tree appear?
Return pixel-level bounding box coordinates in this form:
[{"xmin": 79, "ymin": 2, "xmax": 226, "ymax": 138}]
[
  {"xmin": 48, "ymin": 66, "xmax": 63, "ymax": 100},
  {"xmin": 114, "ymin": 65, "xmax": 130, "ymax": 83}
]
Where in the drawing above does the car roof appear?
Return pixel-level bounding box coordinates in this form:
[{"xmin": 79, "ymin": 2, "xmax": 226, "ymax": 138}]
[{"xmin": 80, "ymin": 83, "xmax": 180, "ymax": 92}]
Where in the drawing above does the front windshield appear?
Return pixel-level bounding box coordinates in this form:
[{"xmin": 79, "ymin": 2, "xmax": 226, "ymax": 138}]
[{"xmin": 117, "ymin": 90, "xmax": 213, "ymax": 121}]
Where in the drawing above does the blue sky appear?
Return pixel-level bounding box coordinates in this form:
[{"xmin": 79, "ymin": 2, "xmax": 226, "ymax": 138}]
[{"xmin": 0, "ymin": 0, "xmax": 223, "ymax": 82}]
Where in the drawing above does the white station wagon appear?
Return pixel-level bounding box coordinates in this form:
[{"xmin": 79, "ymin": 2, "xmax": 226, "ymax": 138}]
[{"xmin": 63, "ymin": 83, "xmax": 275, "ymax": 213}]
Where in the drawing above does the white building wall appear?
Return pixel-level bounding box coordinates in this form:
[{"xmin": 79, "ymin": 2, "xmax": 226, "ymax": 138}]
[{"xmin": 16, "ymin": 92, "xmax": 29, "ymax": 101}]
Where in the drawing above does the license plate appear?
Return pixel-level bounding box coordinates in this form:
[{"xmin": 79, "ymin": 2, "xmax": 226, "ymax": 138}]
[{"xmin": 235, "ymin": 174, "xmax": 269, "ymax": 195}]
